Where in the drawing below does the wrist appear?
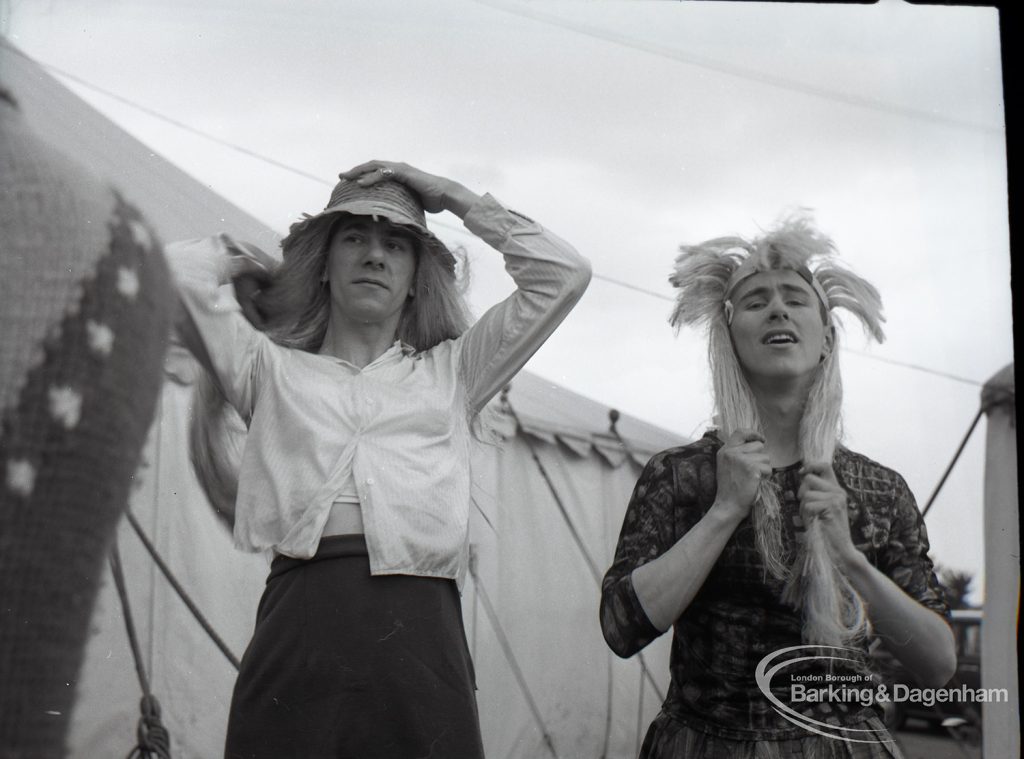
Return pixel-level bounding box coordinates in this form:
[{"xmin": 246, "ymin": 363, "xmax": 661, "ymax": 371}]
[
  {"xmin": 836, "ymin": 545, "xmax": 870, "ymax": 578},
  {"xmin": 441, "ymin": 181, "xmax": 479, "ymax": 218},
  {"xmin": 708, "ymin": 498, "xmax": 748, "ymax": 528}
]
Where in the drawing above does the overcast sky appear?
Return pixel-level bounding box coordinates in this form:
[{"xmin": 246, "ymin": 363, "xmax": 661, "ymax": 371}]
[{"xmin": 3, "ymin": 0, "xmax": 1011, "ymax": 600}]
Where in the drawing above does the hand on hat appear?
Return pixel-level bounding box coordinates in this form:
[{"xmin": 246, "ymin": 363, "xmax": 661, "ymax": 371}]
[{"xmin": 338, "ymin": 161, "xmax": 480, "ymax": 218}]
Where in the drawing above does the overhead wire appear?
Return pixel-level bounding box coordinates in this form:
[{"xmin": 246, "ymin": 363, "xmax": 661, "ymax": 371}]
[
  {"xmin": 17, "ymin": 35, "xmax": 998, "ymax": 543},
  {"xmin": 9, "ymin": 22, "xmax": 1000, "ymax": 748},
  {"xmin": 0, "ymin": 41, "xmax": 332, "ymax": 188},
  {"xmin": 469, "ymin": 0, "xmax": 1002, "ymax": 136},
  {"xmin": 10, "ymin": 41, "xmax": 992, "ymax": 390},
  {"xmin": 8, "ymin": 25, "xmax": 1000, "ymax": 753}
]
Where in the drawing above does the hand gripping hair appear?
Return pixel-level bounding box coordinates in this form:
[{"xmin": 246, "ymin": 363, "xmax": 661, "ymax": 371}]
[{"xmin": 669, "ymin": 211, "xmax": 885, "ymax": 647}]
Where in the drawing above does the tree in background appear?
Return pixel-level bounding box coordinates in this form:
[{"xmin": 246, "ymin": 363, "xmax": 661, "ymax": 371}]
[{"xmin": 936, "ymin": 565, "xmax": 978, "ymax": 610}]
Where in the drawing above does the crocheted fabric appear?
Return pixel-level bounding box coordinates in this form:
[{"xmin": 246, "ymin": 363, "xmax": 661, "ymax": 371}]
[{"xmin": 0, "ymin": 91, "xmax": 173, "ymax": 758}]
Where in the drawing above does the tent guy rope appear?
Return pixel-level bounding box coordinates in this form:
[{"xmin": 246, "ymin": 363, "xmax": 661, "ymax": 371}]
[
  {"xmin": 500, "ymin": 388, "xmax": 667, "ymax": 706},
  {"xmin": 109, "ymin": 543, "xmax": 172, "ymax": 759}
]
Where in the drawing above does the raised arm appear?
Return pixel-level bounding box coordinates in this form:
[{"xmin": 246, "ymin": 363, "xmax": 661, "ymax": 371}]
[
  {"xmin": 165, "ymin": 235, "xmax": 270, "ymax": 422},
  {"xmin": 340, "ymin": 161, "xmax": 592, "ymax": 412}
]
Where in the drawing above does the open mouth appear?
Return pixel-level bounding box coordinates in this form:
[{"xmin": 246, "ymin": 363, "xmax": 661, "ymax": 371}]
[{"xmin": 762, "ymin": 330, "xmax": 798, "ymax": 345}]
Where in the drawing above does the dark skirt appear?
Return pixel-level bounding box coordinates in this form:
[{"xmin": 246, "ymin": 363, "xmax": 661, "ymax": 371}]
[{"xmin": 224, "ymin": 535, "xmax": 484, "ymax": 759}]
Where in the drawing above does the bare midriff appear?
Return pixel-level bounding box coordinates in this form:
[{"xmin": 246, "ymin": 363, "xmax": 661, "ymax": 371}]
[{"xmin": 322, "ymin": 501, "xmax": 364, "ymax": 536}]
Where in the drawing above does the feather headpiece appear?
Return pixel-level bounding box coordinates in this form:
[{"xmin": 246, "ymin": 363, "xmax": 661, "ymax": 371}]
[
  {"xmin": 669, "ymin": 211, "xmax": 885, "ymax": 343},
  {"xmin": 668, "ymin": 210, "xmax": 885, "ymax": 648}
]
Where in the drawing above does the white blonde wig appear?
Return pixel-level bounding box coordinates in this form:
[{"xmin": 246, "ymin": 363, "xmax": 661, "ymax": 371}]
[{"xmin": 669, "ymin": 211, "xmax": 885, "ymax": 647}]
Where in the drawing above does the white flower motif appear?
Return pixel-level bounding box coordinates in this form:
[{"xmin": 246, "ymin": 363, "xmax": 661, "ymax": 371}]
[
  {"xmin": 129, "ymin": 220, "xmax": 152, "ymax": 250},
  {"xmin": 49, "ymin": 386, "xmax": 83, "ymax": 429},
  {"xmin": 86, "ymin": 320, "xmax": 115, "ymax": 356},
  {"xmin": 6, "ymin": 459, "xmax": 36, "ymax": 497},
  {"xmin": 117, "ymin": 267, "xmax": 140, "ymax": 300}
]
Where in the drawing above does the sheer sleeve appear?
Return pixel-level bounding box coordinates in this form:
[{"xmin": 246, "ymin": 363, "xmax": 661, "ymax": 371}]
[
  {"xmin": 876, "ymin": 474, "xmax": 950, "ymax": 618},
  {"xmin": 600, "ymin": 450, "xmax": 683, "ymax": 658}
]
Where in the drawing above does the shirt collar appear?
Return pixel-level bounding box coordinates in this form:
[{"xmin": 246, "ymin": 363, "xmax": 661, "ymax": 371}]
[
  {"xmin": 362, "ymin": 340, "xmax": 416, "ymax": 368},
  {"xmin": 321, "ymin": 340, "xmax": 416, "ymax": 370}
]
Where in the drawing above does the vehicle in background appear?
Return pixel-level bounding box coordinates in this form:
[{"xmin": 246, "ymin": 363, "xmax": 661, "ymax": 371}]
[{"xmin": 874, "ymin": 608, "xmax": 983, "ymax": 732}]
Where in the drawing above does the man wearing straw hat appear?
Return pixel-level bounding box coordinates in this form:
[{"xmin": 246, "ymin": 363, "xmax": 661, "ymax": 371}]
[{"xmin": 170, "ymin": 160, "xmax": 591, "ymax": 758}]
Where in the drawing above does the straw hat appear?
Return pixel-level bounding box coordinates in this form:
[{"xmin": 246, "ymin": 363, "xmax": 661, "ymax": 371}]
[{"xmin": 282, "ymin": 178, "xmax": 456, "ymax": 273}]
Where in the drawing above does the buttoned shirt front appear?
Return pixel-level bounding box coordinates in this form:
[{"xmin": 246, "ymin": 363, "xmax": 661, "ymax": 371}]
[{"xmin": 168, "ymin": 195, "xmax": 590, "ymax": 585}]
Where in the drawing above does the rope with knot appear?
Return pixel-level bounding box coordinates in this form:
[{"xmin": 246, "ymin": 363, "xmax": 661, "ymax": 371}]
[
  {"xmin": 126, "ymin": 694, "xmax": 171, "ymax": 759},
  {"xmin": 110, "ymin": 541, "xmax": 172, "ymax": 759}
]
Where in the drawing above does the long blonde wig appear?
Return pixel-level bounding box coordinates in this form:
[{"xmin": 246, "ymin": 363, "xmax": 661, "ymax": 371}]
[
  {"xmin": 669, "ymin": 211, "xmax": 885, "ymax": 647},
  {"xmin": 190, "ymin": 214, "xmax": 471, "ymax": 524}
]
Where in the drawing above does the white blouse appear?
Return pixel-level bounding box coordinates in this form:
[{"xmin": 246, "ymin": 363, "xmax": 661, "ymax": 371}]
[{"xmin": 167, "ymin": 194, "xmax": 590, "ymax": 585}]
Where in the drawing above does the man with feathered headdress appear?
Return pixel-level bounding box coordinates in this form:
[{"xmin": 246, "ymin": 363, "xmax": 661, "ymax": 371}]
[{"xmin": 600, "ymin": 212, "xmax": 954, "ymax": 758}]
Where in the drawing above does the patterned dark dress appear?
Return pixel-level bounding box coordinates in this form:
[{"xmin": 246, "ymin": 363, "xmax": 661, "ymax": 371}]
[{"xmin": 600, "ymin": 433, "xmax": 949, "ymax": 759}]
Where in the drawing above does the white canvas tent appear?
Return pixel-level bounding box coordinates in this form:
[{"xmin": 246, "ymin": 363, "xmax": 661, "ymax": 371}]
[
  {"xmin": 464, "ymin": 372, "xmax": 681, "ymax": 758},
  {"xmin": 64, "ymin": 357, "xmax": 681, "ymax": 759},
  {"xmin": 8, "ymin": 37, "xmax": 1017, "ymax": 759},
  {"xmin": 3, "ymin": 40, "xmax": 681, "ymax": 758}
]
